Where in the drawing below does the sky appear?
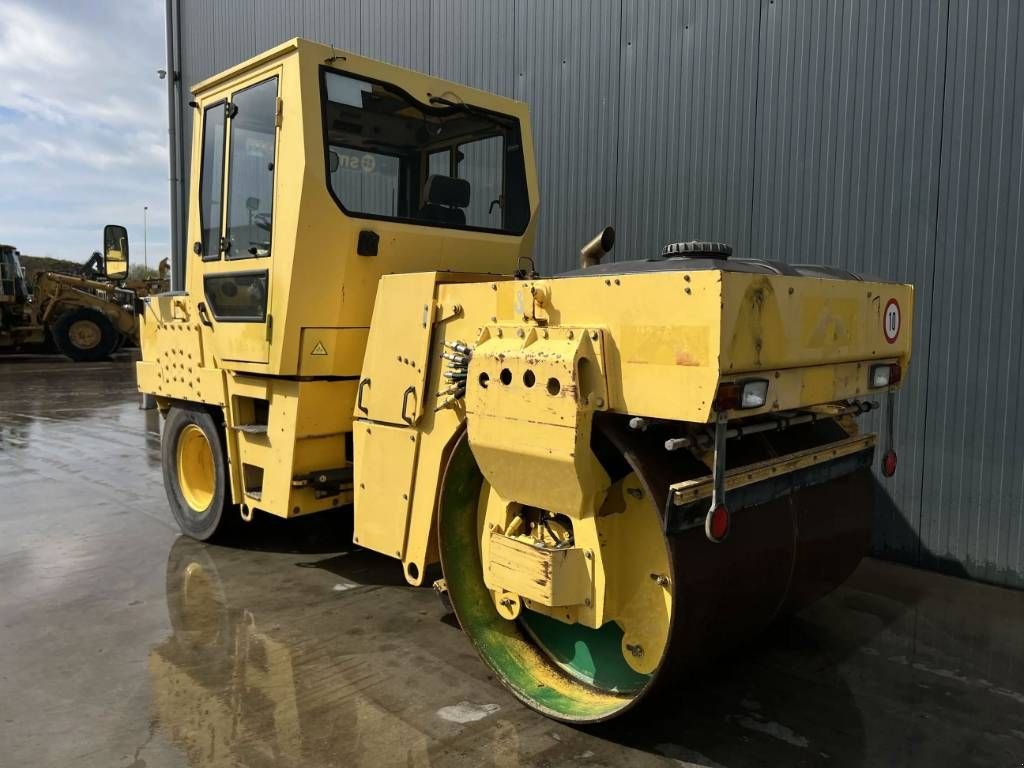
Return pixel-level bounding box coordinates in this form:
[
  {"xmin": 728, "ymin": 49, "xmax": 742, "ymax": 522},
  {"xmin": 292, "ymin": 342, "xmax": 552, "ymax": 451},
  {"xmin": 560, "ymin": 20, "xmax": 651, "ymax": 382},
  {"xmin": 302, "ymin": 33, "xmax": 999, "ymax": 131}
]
[{"xmin": 0, "ymin": 0, "xmax": 169, "ymax": 267}]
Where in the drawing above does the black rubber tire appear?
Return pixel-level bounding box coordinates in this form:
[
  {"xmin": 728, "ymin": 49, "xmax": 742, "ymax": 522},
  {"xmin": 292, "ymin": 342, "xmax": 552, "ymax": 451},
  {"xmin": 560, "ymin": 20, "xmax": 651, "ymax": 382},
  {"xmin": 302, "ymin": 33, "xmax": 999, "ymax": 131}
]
[
  {"xmin": 51, "ymin": 307, "xmax": 118, "ymax": 362},
  {"xmin": 162, "ymin": 405, "xmax": 237, "ymax": 542}
]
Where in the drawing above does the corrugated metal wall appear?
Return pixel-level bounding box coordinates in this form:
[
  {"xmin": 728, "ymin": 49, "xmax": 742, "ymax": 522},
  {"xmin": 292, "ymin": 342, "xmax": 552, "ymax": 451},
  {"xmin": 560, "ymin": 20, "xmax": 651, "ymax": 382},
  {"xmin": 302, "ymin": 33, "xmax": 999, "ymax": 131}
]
[
  {"xmin": 170, "ymin": 0, "xmax": 1024, "ymax": 588},
  {"xmin": 923, "ymin": 0, "xmax": 1024, "ymax": 586}
]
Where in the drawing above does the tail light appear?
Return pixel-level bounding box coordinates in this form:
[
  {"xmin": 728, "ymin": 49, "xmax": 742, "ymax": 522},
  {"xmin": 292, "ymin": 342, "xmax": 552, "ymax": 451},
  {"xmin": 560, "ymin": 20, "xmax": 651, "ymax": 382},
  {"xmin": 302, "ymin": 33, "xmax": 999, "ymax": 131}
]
[
  {"xmin": 715, "ymin": 379, "xmax": 769, "ymax": 411},
  {"xmin": 882, "ymin": 449, "xmax": 898, "ymax": 477},
  {"xmin": 870, "ymin": 363, "xmax": 902, "ymax": 389}
]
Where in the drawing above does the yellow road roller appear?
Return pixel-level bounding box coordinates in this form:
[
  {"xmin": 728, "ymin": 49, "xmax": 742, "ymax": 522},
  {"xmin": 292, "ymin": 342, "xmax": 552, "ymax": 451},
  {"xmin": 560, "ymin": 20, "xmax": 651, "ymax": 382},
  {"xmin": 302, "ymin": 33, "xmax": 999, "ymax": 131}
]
[{"xmin": 136, "ymin": 38, "xmax": 913, "ymax": 722}]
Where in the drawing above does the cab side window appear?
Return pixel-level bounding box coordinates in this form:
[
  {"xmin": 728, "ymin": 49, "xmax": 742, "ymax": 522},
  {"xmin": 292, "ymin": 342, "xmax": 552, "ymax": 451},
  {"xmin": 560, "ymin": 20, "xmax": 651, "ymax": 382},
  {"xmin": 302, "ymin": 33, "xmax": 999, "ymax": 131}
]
[
  {"xmin": 198, "ymin": 102, "xmax": 226, "ymax": 260},
  {"xmin": 456, "ymin": 136, "xmax": 503, "ymax": 229},
  {"xmin": 321, "ymin": 70, "xmax": 530, "ymax": 235},
  {"xmin": 224, "ymin": 78, "xmax": 278, "ymax": 259}
]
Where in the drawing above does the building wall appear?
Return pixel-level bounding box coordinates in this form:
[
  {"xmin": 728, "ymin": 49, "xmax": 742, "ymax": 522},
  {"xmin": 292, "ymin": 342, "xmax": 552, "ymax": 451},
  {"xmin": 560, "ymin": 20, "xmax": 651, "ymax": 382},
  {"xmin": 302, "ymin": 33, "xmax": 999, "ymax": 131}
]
[{"xmin": 168, "ymin": 0, "xmax": 1024, "ymax": 588}]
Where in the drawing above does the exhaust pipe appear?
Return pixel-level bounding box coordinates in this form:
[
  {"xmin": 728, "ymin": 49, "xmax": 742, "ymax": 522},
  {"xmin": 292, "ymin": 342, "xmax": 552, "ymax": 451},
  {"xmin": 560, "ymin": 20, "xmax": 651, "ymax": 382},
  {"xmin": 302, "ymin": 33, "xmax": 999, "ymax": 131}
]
[{"xmin": 580, "ymin": 226, "xmax": 615, "ymax": 268}]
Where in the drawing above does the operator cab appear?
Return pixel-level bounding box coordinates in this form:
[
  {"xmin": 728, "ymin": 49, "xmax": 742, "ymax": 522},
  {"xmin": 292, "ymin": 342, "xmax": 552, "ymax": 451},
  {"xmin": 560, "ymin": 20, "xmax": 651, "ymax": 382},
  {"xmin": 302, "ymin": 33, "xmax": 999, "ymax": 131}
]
[
  {"xmin": 182, "ymin": 39, "xmax": 539, "ymax": 375},
  {"xmin": 0, "ymin": 245, "xmax": 30, "ymax": 302}
]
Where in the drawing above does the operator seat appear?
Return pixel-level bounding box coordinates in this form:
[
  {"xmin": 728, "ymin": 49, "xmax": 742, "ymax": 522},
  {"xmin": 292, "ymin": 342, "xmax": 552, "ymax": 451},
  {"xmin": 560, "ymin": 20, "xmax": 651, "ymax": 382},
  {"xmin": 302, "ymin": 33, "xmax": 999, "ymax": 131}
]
[{"xmin": 420, "ymin": 174, "xmax": 470, "ymax": 226}]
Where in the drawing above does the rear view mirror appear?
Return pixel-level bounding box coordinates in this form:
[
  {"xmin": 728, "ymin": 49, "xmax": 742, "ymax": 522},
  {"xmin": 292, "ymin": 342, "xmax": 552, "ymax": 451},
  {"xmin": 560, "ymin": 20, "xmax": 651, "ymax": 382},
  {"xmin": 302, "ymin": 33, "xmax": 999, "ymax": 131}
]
[
  {"xmin": 329, "ymin": 150, "xmax": 340, "ymax": 173},
  {"xmin": 103, "ymin": 224, "xmax": 129, "ymax": 280}
]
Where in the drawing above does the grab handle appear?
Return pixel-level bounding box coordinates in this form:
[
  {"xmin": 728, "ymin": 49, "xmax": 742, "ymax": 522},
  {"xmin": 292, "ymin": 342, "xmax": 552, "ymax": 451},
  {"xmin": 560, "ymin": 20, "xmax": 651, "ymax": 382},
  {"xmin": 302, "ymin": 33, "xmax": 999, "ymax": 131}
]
[
  {"xmin": 197, "ymin": 301, "xmax": 213, "ymax": 328},
  {"xmin": 401, "ymin": 386, "xmax": 417, "ymax": 425},
  {"xmin": 356, "ymin": 378, "xmax": 371, "ymax": 414}
]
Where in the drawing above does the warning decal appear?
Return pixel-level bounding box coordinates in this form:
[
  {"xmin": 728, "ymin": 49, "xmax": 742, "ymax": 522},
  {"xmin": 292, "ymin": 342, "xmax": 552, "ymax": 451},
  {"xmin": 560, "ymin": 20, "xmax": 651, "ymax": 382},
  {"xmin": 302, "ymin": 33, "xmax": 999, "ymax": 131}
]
[
  {"xmin": 883, "ymin": 299, "xmax": 901, "ymax": 344},
  {"xmin": 311, "ymin": 341, "xmax": 328, "ymax": 356}
]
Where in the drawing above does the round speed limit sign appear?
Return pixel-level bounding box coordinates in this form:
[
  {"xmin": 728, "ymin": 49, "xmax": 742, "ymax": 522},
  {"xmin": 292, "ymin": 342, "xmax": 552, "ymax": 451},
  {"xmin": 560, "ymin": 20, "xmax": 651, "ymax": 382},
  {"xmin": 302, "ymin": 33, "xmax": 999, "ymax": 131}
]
[{"xmin": 883, "ymin": 299, "xmax": 901, "ymax": 343}]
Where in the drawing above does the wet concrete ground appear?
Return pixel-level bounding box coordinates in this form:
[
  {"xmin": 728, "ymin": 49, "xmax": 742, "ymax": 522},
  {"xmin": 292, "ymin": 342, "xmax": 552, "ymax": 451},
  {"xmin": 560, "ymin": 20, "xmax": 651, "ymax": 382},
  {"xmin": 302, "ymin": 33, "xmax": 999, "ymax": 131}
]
[{"xmin": 1, "ymin": 354, "xmax": 1023, "ymax": 768}]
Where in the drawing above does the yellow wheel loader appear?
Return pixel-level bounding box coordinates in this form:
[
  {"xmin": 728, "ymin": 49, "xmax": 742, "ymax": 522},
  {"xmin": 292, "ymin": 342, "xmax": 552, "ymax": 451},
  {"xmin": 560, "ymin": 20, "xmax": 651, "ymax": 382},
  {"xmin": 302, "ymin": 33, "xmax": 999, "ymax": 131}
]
[
  {"xmin": 2, "ymin": 228, "xmax": 169, "ymax": 360},
  {"xmin": 34, "ymin": 225, "xmax": 168, "ymax": 361},
  {"xmin": 137, "ymin": 39, "xmax": 914, "ymax": 723}
]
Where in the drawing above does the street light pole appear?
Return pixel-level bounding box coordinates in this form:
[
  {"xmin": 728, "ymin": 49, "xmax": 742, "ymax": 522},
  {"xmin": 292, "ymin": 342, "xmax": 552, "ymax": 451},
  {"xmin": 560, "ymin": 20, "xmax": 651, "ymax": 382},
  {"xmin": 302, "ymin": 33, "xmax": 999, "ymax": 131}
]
[{"xmin": 143, "ymin": 205, "xmax": 149, "ymax": 273}]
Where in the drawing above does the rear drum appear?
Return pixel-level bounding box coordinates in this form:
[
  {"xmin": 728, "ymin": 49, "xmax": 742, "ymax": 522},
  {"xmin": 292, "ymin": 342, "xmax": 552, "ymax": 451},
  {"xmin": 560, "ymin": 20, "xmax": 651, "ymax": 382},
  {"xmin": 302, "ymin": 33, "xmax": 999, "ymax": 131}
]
[{"xmin": 438, "ymin": 417, "xmax": 871, "ymax": 722}]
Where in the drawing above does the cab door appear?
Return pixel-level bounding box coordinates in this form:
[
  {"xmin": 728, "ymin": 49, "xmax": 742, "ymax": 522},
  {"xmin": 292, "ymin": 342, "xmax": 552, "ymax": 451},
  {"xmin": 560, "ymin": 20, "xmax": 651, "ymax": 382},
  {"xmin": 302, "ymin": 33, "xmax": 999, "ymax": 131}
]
[{"xmin": 193, "ymin": 73, "xmax": 280, "ymax": 364}]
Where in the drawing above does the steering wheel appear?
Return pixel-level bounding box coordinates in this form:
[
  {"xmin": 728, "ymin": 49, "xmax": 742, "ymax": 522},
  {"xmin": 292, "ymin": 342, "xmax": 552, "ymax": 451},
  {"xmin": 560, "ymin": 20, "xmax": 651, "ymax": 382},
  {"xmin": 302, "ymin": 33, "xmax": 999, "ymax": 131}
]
[{"xmin": 253, "ymin": 212, "xmax": 272, "ymax": 231}]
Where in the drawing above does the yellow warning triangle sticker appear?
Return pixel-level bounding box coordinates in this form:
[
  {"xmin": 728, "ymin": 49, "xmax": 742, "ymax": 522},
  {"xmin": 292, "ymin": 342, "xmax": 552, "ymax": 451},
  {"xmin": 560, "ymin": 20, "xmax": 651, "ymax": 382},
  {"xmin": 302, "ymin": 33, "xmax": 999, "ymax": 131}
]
[{"xmin": 310, "ymin": 341, "xmax": 328, "ymax": 356}]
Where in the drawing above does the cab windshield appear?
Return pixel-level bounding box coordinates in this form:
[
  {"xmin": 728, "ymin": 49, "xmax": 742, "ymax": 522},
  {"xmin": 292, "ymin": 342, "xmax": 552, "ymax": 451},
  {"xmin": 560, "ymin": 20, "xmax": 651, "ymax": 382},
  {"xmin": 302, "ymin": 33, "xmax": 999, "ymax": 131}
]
[{"xmin": 321, "ymin": 68, "xmax": 530, "ymax": 235}]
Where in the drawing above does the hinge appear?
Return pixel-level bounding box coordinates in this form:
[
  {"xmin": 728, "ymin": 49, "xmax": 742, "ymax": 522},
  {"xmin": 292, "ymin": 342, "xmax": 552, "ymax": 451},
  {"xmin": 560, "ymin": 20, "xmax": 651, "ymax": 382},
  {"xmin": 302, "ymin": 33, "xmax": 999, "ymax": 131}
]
[
  {"xmin": 266, "ymin": 313, "xmax": 273, "ymax": 341},
  {"xmin": 275, "ymin": 97, "xmax": 283, "ymax": 128}
]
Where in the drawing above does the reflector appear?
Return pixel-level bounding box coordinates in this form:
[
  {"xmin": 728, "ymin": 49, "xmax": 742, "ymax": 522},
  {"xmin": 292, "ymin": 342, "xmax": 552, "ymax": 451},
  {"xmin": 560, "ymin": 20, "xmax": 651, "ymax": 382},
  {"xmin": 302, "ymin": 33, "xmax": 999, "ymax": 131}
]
[
  {"xmin": 882, "ymin": 449, "xmax": 897, "ymax": 477},
  {"xmin": 714, "ymin": 383, "xmax": 741, "ymax": 411},
  {"xmin": 706, "ymin": 503, "xmax": 730, "ymax": 542}
]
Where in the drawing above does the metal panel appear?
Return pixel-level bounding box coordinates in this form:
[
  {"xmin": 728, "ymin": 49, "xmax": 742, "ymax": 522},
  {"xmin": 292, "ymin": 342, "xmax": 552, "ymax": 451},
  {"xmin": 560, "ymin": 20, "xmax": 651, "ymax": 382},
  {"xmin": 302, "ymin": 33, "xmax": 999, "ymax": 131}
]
[
  {"xmin": 252, "ymin": 0, "xmax": 304, "ymax": 51},
  {"xmin": 176, "ymin": 0, "xmax": 217, "ymax": 190},
  {"xmin": 616, "ymin": 0, "xmax": 760, "ymax": 265},
  {"xmin": 750, "ymin": 0, "xmax": 948, "ymax": 566},
  {"xmin": 429, "ymin": 0, "xmax": 515, "ymax": 95},
  {"xmin": 920, "ymin": 0, "xmax": 1024, "ymax": 588},
  {"xmin": 302, "ymin": 0, "xmax": 362, "ymax": 49},
  {"xmin": 360, "ymin": 0, "xmax": 431, "ymax": 71},
  {"xmin": 169, "ymin": 0, "xmax": 1024, "ymax": 586},
  {"xmin": 514, "ymin": 0, "xmax": 622, "ymax": 274},
  {"xmin": 215, "ymin": 0, "xmax": 257, "ymax": 72}
]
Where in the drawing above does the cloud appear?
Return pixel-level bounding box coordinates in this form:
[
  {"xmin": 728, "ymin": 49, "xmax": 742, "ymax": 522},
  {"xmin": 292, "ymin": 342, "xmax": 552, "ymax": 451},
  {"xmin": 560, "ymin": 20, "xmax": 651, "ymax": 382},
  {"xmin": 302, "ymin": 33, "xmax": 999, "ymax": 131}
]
[{"xmin": 0, "ymin": 0, "xmax": 168, "ymax": 266}]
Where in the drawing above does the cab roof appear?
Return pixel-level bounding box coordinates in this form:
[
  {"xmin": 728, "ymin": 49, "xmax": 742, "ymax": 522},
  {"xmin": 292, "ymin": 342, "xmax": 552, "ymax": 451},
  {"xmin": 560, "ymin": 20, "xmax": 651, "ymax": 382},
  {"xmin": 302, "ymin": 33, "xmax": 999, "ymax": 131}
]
[{"xmin": 190, "ymin": 38, "xmax": 529, "ymax": 117}]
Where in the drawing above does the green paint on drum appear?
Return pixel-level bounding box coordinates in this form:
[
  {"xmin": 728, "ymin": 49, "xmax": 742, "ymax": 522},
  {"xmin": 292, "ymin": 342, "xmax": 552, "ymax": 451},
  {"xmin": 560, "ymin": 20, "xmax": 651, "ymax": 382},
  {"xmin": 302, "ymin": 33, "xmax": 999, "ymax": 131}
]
[
  {"xmin": 438, "ymin": 433, "xmax": 643, "ymax": 722},
  {"xmin": 520, "ymin": 609, "xmax": 650, "ymax": 693}
]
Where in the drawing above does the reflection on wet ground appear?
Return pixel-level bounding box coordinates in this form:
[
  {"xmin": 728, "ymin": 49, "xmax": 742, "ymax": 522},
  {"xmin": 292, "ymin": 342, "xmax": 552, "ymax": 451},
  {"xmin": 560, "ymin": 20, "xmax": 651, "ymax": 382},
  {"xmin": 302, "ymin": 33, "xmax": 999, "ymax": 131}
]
[{"xmin": 1, "ymin": 355, "xmax": 1023, "ymax": 768}]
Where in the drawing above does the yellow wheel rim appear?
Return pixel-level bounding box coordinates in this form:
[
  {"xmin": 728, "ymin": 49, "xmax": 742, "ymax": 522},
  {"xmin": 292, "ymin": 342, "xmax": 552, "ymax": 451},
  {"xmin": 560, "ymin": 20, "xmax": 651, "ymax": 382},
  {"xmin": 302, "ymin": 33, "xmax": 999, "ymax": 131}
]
[
  {"xmin": 176, "ymin": 424, "xmax": 216, "ymax": 512},
  {"xmin": 68, "ymin": 319, "xmax": 101, "ymax": 350}
]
